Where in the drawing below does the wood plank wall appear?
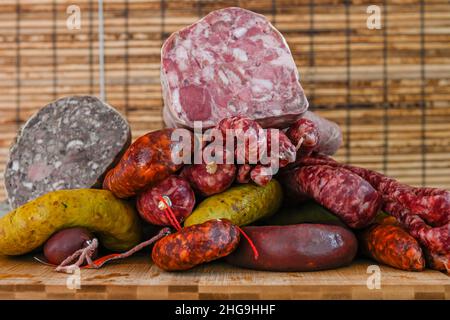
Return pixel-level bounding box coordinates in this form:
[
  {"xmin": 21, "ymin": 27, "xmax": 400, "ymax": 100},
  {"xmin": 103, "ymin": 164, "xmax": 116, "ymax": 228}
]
[{"xmin": 0, "ymin": 0, "xmax": 449, "ymax": 202}]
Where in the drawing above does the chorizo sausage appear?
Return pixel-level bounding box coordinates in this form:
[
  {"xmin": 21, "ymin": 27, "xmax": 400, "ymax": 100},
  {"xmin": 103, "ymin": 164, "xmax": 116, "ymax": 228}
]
[
  {"xmin": 236, "ymin": 164, "xmax": 252, "ymax": 184},
  {"xmin": 265, "ymin": 129, "xmax": 296, "ymax": 168},
  {"xmin": 152, "ymin": 219, "xmax": 240, "ymax": 271},
  {"xmin": 299, "ymin": 154, "xmax": 450, "ymax": 272},
  {"xmin": 285, "ymin": 118, "xmax": 319, "ymax": 157},
  {"xmin": 136, "ymin": 175, "xmax": 195, "ymax": 226},
  {"xmin": 217, "ymin": 116, "xmax": 266, "ymax": 164},
  {"xmin": 180, "ymin": 163, "xmax": 236, "ymax": 196},
  {"xmin": 280, "ymin": 165, "xmax": 381, "ymax": 228},
  {"xmin": 103, "ymin": 129, "xmax": 192, "ymax": 198},
  {"xmin": 250, "ymin": 165, "xmax": 273, "ymax": 186},
  {"xmin": 300, "ymin": 111, "xmax": 342, "ymax": 155},
  {"xmin": 358, "ymin": 223, "xmax": 425, "ymax": 271}
]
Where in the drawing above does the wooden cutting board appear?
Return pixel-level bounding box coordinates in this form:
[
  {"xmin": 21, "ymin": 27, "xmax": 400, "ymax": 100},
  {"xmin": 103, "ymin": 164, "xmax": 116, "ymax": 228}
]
[{"xmin": 0, "ymin": 255, "xmax": 448, "ymax": 300}]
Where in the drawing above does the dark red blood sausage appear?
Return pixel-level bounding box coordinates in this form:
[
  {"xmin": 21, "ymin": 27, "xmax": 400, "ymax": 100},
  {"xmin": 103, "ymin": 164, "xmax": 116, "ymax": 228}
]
[
  {"xmin": 103, "ymin": 129, "xmax": 192, "ymax": 198},
  {"xmin": 225, "ymin": 224, "xmax": 358, "ymax": 272},
  {"xmin": 180, "ymin": 162, "xmax": 236, "ymax": 196},
  {"xmin": 281, "ymin": 165, "xmax": 381, "ymax": 228},
  {"xmin": 44, "ymin": 228, "xmax": 98, "ymax": 265},
  {"xmin": 152, "ymin": 219, "xmax": 240, "ymax": 271},
  {"xmin": 137, "ymin": 175, "xmax": 195, "ymax": 226}
]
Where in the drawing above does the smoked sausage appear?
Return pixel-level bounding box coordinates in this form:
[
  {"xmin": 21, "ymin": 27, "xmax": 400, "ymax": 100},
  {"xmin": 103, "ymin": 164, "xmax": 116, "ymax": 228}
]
[
  {"xmin": 152, "ymin": 219, "xmax": 240, "ymax": 271},
  {"xmin": 103, "ymin": 129, "xmax": 192, "ymax": 198},
  {"xmin": 180, "ymin": 163, "xmax": 236, "ymax": 196},
  {"xmin": 358, "ymin": 223, "xmax": 425, "ymax": 271},
  {"xmin": 136, "ymin": 175, "xmax": 195, "ymax": 226},
  {"xmin": 280, "ymin": 165, "xmax": 381, "ymax": 228}
]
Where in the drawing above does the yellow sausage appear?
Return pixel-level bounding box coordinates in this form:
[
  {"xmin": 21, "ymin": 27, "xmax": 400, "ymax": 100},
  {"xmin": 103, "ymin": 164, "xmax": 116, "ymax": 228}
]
[
  {"xmin": 0, "ymin": 189, "xmax": 142, "ymax": 255},
  {"xmin": 184, "ymin": 180, "xmax": 283, "ymax": 227}
]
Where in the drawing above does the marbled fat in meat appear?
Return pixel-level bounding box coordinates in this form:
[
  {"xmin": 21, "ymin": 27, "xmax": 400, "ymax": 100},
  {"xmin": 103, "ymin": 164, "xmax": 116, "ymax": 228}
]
[{"xmin": 161, "ymin": 7, "xmax": 308, "ymax": 129}]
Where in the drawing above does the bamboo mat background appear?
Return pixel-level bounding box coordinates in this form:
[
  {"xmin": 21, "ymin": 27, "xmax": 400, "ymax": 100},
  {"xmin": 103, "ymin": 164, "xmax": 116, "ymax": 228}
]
[{"xmin": 0, "ymin": 0, "xmax": 449, "ymax": 202}]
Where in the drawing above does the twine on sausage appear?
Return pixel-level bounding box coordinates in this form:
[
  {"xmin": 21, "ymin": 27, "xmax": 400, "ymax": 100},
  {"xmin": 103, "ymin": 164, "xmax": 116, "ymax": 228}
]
[
  {"xmin": 158, "ymin": 195, "xmax": 182, "ymax": 231},
  {"xmin": 47, "ymin": 227, "xmax": 172, "ymax": 273},
  {"xmin": 235, "ymin": 226, "xmax": 259, "ymax": 260},
  {"xmin": 86, "ymin": 227, "xmax": 171, "ymax": 269}
]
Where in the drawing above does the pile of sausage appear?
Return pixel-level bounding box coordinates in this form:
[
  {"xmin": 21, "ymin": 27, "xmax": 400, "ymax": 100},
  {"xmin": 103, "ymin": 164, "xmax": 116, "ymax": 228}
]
[
  {"xmin": 95, "ymin": 109, "xmax": 448, "ymax": 273},
  {"xmin": 21, "ymin": 7, "xmax": 448, "ymax": 274}
]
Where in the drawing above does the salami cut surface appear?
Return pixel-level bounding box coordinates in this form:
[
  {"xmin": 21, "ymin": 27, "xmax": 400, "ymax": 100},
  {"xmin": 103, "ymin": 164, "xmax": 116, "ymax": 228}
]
[
  {"xmin": 4, "ymin": 96, "xmax": 131, "ymax": 208},
  {"xmin": 161, "ymin": 7, "xmax": 308, "ymax": 129}
]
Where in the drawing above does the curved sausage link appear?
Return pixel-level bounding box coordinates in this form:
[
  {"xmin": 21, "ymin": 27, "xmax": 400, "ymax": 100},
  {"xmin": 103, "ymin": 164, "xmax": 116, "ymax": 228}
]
[
  {"xmin": 250, "ymin": 165, "xmax": 273, "ymax": 187},
  {"xmin": 103, "ymin": 129, "xmax": 192, "ymax": 198},
  {"xmin": 180, "ymin": 163, "xmax": 236, "ymax": 196},
  {"xmin": 300, "ymin": 155, "xmax": 450, "ymax": 227},
  {"xmin": 281, "ymin": 165, "xmax": 382, "ymax": 229},
  {"xmin": 236, "ymin": 164, "xmax": 252, "ymax": 184},
  {"xmin": 136, "ymin": 175, "xmax": 195, "ymax": 226},
  {"xmin": 152, "ymin": 219, "xmax": 240, "ymax": 271}
]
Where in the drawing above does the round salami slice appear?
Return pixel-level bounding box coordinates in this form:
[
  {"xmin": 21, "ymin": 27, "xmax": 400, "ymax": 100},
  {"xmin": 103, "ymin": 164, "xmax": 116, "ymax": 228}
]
[{"xmin": 4, "ymin": 96, "xmax": 131, "ymax": 208}]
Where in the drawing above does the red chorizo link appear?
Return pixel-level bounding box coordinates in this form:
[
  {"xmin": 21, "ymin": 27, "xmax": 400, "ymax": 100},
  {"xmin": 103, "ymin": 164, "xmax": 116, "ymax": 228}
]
[
  {"xmin": 383, "ymin": 200, "xmax": 450, "ymax": 272},
  {"xmin": 217, "ymin": 116, "xmax": 266, "ymax": 164},
  {"xmin": 358, "ymin": 223, "xmax": 425, "ymax": 271},
  {"xmin": 250, "ymin": 165, "xmax": 273, "ymax": 187},
  {"xmin": 103, "ymin": 129, "xmax": 192, "ymax": 198},
  {"xmin": 151, "ymin": 219, "xmax": 240, "ymax": 271},
  {"xmin": 136, "ymin": 175, "xmax": 195, "ymax": 227},
  {"xmin": 285, "ymin": 118, "xmax": 319, "ymax": 157},
  {"xmin": 281, "ymin": 165, "xmax": 381, "ymax": 228},
  {"xmin": 300, "ymin": 155, "xmax": 450, "ymax": 227},
  {"xmin": 301, "ymin": 111, "xmax": 342, "ymax": 155},
  {"xmin": 265, "ymin": 129, "xmax": 297, "ymax": 168}
]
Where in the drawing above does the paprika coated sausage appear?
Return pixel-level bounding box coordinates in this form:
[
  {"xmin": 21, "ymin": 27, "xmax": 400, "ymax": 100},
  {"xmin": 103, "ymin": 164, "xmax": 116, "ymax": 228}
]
[
  {"xmin": 103, "ymin": 129, "xmax": 192, "ymax": 198},
  {"xmin": 137, "ymin": 175, "xmax": 195, "ymax": 226},
  {"xmin": 152, "ymin": 219, "xmax": 240, "ymax": 271},
  {"xmin": 280, "ymin": 165, "xmax": 381, "ymax": 228}
]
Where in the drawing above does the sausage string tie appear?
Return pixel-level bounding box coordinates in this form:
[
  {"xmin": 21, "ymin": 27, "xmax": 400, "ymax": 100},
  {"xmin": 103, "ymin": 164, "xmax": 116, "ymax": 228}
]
[
  {"xmin": 50, "ymin": 227, "xmax": 171, "ymax": 273},
  {"xmin": 235, "ymin": 226, "xmax": 259, "ymax": 260},
  {"xmin": 86, "ymin": 227, "xmax": 171, "ymax": 269},
  {"xmin": 158, "ymin": 195, "xmax": 182, "ymax": 231}
]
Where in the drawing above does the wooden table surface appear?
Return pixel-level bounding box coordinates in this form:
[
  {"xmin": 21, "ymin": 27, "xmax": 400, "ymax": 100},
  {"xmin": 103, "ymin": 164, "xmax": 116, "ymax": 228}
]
[{"xmin": 0, "ymin": 255, "xmax": 448, "ymax": 300}]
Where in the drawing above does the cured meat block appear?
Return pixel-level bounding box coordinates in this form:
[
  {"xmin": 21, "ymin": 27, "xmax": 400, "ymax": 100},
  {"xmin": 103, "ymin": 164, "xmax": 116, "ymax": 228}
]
[
  {"xmin": 161, "ymin": 7, "xmax": 308, "ymax": 129},
  {"xmin": 4, "ymin": 96, "xmax": 131, "ymax": 208}
]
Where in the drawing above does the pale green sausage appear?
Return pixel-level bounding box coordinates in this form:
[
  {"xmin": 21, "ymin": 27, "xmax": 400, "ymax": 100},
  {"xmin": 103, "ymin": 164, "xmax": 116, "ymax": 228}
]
[
  {"xmin": 0, "ymin": 189, "xmax": 142, "ymax": 255},
  {"xmin": 184, "ymin": 180, "xmax": 283, "ymax": 227}
]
